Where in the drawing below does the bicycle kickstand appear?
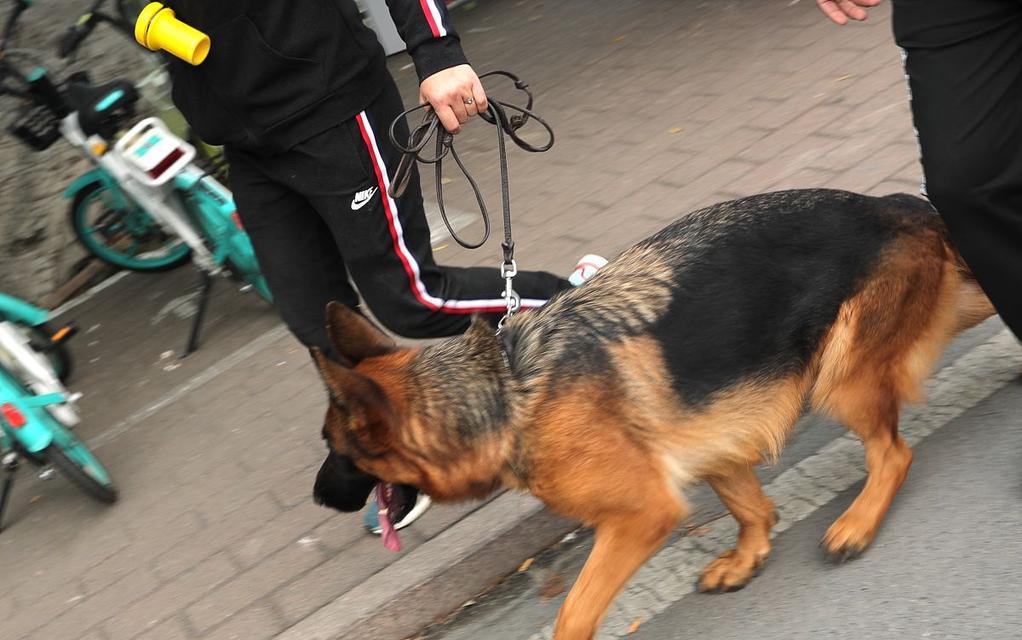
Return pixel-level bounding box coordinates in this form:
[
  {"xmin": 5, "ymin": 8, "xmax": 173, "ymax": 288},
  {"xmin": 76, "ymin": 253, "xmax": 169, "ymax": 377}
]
[
  {"xmin": 0, "ymin": 452, "xmax": 19, "ymax": 535},
  {"xmin": 183, "ymin": 270, "xmax": 215, "ymax": 358}
]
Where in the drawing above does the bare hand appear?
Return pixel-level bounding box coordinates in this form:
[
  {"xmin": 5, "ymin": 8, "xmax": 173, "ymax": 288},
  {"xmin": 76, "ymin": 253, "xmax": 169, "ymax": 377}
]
[
  {"xmin": 816, "ymin": 0, "xmax": 882, "ymax": 24},
  {"xmin": 419, "ymin": 64, "xmax": 489, "ymax": 134}
]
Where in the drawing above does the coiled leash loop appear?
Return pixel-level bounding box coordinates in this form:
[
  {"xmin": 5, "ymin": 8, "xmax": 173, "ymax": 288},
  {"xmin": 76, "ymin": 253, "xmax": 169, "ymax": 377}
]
[{"xmin": 387, "ymin": 71, "xmax": 555, "ymax": 327}]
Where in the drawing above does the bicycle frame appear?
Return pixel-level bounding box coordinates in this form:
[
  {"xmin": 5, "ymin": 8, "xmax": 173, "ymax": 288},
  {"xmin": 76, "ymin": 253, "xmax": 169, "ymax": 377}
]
[
  {"xmin": 0, "ymin": 291, "xmax": 48, "ymax": 327},
  {"xmin": 173, "ymin": 167, "xmax": 266, "ymax": 292},
  {"xmin": 0, "ymin": 321, "xmax": 80, "ymax": 429},
  {"xmin": 0, "ymin": 367, "xmax": 67, "ymax": 454}
]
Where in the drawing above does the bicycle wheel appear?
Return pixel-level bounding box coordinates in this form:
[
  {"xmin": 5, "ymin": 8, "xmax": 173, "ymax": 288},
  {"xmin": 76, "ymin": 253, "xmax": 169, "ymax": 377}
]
[
  {"xmin": 44, "ymin": 430, "xmax": 117, "ymax": 504},
  {"xmin": 70, "ymin": 181, "xmax": 191, "ymax": 272}
]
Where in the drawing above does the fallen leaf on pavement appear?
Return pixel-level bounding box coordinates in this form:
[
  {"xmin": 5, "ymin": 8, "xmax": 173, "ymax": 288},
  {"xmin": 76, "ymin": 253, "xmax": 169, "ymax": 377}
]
[
  {"xmin": 539, "ymin": 572, "xmax": 566, "ymax": 600},
  {"xmin": 518, "ymin": 557, "xmax": 535, "ymax": 572},
  {"xmin": 628, "ymin": 618, "xmax": 643, "ymax": 633}
]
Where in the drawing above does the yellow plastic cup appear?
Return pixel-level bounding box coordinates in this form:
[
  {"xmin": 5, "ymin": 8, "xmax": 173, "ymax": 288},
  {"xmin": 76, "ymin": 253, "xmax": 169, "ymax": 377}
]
[{"xmin": 135, "ymin": 2, "xmax": 210, "ymax": 66}]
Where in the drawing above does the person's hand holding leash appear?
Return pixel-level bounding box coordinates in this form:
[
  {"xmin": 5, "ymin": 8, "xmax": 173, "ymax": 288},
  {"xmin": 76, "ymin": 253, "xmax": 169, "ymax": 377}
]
[
  {"xmin": 816, "ymin": 0, "xmax": 882, "ymax": 24},
  {"xmin": 419, "ymin": 64, "xmax": 489, "ymax": 134}
]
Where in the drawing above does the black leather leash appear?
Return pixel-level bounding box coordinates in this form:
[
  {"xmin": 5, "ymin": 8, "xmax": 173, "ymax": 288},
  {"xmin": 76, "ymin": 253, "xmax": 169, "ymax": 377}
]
[{"xmin": 387, "ymin": 70, "xmax": 554, "ymax": 327}]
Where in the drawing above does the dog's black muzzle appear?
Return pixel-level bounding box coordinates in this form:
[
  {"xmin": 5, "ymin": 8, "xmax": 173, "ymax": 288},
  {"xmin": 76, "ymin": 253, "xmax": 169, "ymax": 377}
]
[{"xmin": 313, "ymin": 450, "xmax": 378, "ymax": 512}]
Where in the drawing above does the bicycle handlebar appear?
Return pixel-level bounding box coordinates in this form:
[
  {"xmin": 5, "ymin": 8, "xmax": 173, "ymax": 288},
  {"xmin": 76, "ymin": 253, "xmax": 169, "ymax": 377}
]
[
  {"xmin": 57, "ymin": 0, "xmax": 132, "ymax": 59},
  {"xmin": 58, "ymin": 18, "xmax": 97, "ymax": 58}
]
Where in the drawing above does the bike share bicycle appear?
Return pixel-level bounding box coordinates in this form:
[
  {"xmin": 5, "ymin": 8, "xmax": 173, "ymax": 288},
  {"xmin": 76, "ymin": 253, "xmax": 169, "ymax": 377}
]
[
  {"xmin": 2, "ymin": 0, "xmax": 272, "ymax": 356},
  {"xmin": 0, "ymin": 290, "xmax": 118, "ymax": 532}
]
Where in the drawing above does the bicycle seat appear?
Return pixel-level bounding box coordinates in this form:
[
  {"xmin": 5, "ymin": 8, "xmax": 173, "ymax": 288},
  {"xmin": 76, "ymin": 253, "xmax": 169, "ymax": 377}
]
[{"xmin": 64, "ymin": 76, "xmax": 139, "ymax": 137}]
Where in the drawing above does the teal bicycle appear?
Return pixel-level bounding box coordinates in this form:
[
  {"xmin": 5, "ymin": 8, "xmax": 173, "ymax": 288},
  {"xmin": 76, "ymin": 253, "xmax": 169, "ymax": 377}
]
[
  {"xmin": 0, "ymin": 291, "xmax": 117, "ymax": 532},
  {"xmin": 2, "ymin": 0, "xmax": 272, "ymax": 355}
]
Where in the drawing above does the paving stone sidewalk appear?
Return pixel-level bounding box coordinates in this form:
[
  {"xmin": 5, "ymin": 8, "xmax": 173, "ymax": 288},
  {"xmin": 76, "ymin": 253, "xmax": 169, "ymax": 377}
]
[{"xmin": 0, "ymin": 1, "xmax": 928, "ymax": 639}]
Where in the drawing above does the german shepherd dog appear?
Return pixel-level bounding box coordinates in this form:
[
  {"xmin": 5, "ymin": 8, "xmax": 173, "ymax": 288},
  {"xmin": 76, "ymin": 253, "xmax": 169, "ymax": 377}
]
[{"xmin": 312, "ymin": 189, "xmax": 994, "ymax": 640}]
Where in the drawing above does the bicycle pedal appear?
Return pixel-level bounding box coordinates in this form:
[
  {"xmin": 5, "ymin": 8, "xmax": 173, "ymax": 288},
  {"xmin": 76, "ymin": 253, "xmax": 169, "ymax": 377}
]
[{"xmin": 50, "ymin": 323, "xmax": 78, "ymax": 345}]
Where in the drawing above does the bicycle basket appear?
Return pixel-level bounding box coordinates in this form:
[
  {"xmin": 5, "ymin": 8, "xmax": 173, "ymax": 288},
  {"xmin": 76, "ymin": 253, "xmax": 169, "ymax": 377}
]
[{"xmin": 8, "ymin": 102, "xmax": 61, "ymax": 151}]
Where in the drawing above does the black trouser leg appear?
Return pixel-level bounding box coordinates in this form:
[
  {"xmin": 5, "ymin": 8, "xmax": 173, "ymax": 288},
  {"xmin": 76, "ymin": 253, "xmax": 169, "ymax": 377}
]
[
  {"xmin": 894, "ymin": 0, "xmax": 1022, "ymax": 338},
  {"xmin": 227, "ymin": 148, "xmax": 360, "ymax": 355}
]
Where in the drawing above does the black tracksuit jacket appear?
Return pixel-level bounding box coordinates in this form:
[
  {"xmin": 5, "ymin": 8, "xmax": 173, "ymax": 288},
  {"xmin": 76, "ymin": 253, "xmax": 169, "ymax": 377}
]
[{"xmin": 164, "ymin": 0, "xmax": 468, "ymax": 153}]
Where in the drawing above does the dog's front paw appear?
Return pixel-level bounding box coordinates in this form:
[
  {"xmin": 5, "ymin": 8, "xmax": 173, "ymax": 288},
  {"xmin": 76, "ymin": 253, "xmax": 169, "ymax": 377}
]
[
  {"xmin": 697, "ymin": 549, "xmax": 763, "ymax": 593},
  {"xmin": 821, "ymin": 513, "xmax": 876, "ymax": 562}
]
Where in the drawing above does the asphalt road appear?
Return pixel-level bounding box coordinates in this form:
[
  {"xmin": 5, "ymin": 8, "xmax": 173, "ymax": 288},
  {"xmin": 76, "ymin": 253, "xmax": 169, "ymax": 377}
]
[{"xmin": 632, "ymin": 380, "xmax": 1022, "ymax": 640}]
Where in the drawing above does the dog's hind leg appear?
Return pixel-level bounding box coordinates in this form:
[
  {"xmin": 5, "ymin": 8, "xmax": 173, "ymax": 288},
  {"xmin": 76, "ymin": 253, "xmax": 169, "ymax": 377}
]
[
  {"xmin": 698, "ymin": 464, "xmax": 777, "ymax": 593},
  {"xmin": 819, "ymin": 383, "xmax": 911, "ymax": 561},
  {"xmin": 811, "ymin": 237, "xmax": 964, "ymax": 560}
]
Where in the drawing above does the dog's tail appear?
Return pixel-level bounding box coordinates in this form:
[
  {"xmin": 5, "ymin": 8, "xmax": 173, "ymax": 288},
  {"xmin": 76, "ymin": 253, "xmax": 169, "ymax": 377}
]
[
  {"xmin": 936, "ymin": 226, "xmax": 997, "ymax": 333},
  {"xmin": 884, "ymin": 192, "xmax": 995, "ymax": 331}
]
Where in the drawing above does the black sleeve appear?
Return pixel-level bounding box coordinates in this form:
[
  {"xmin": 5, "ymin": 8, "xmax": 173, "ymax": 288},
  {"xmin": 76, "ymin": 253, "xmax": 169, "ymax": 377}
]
[{"xmin": 384, "ymin": 0, "xmax": 469, "ymax": 81}]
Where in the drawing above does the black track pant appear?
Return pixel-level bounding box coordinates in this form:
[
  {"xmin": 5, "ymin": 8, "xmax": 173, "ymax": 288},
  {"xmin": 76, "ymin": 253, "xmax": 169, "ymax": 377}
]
[
  {"xmin": 227, "ymin": 77, "xmax": 569, "ymax": 352},
  {"xmin": 894, "ymin": 0, "xmax": 1022, "ymax": 338}
]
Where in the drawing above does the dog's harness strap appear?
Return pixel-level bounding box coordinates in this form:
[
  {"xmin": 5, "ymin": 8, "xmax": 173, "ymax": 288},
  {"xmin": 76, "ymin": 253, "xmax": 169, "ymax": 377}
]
[{"xmin": 387, "ymin": 71, "xmax": 554, "ymax": 329}]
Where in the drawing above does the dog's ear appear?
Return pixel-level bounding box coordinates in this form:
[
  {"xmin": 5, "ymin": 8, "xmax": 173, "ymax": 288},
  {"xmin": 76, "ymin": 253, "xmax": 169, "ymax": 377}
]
[
  {"xmin": 311, "ymin": 347, "xmax": 390, "ymax": 412},
  {"xmin": 324, "ymin": 301, "xmax": 396, "ymax": 366},
  {"xmin": 312, "ymin": 348, "xmax": 395, "ymax": 453}
]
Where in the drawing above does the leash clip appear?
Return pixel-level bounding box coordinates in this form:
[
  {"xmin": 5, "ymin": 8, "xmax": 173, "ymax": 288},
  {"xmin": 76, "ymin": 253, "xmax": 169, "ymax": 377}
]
[{"xmin": 498, "ymin": 259, "xmax": 521, "ymax": 332}]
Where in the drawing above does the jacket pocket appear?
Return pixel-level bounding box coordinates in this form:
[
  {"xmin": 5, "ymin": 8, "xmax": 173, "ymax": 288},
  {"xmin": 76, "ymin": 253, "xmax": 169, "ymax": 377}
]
[
  {"xmin": 169, "ymin": 60, "xmax": 242, "ymax": 146},
  {"xmin": 204, "ymin": 15, "xmax": 326, "ymax": 132},
  {"xmin": 343, "ymin": 118, "xmax": 378, "ymax": 184}
]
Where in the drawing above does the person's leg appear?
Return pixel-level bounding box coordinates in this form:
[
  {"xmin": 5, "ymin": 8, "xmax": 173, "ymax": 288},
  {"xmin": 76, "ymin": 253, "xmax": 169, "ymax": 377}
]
[
  {"xmin": 894, "ymin": 0, "xmax": 1022, "ymax": 338},
  {"xmin": 226, "ymin": 146, "xmax": 360, "ymax": 355},
  {"xmin": 304, "ymin": 77, "xmax": 571, "ymax": 340},
  {"xmin": 229, "ymin": 147, "xmax": 426, "ymax": 532}
]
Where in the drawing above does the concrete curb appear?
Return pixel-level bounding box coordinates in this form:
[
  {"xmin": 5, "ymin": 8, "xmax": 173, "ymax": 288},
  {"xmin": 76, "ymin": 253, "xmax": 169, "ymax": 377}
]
[{"xmin": 275, "ymin": 491, "xmax": 576, "ymax": 640}]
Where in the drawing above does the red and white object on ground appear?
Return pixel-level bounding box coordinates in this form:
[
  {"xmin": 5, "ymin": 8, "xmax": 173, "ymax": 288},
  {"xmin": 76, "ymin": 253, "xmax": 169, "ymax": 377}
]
[
  {"xmin": 569, "ymin": 254, "xmax": 609, "ymax": 287},
  {"xmin": 114, "ymin": 117, "xmax": 196, "ymax": 187}
]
